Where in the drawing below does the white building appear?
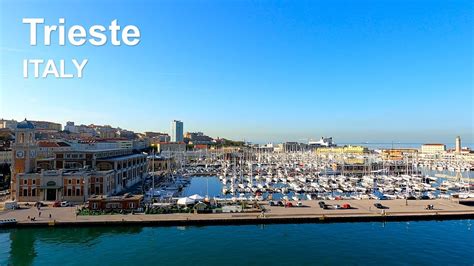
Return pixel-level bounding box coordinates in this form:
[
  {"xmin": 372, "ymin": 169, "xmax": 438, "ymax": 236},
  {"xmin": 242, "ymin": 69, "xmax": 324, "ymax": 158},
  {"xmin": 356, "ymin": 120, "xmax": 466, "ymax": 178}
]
[
  {"xmin": 421, "ymin": 144, "xmax": 446, "ymax": 154},
  {"xmin": 309, "ymin": 137, "xmax": 335, "ymax": 147},
  {"xmin": 170, "ymin": 120, "xmax": 184, "ymax": 142},
  {"xmin": 64, "ymin": 121, "xmax": 77, "ymax": 133}
]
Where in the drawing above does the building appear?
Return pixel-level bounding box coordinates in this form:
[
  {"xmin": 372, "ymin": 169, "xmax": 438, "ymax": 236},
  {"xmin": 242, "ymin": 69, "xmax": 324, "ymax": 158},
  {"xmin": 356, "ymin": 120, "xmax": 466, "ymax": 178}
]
[
  {"xmin": 116, "ymin": 128, "xmax": 136, "ymax": 139},
  {"xmin": 455, "ymin": 136, "xmax": 461, "ymax": 154},
  {"xmin": 64, "ymin": 122, "xmax": 97, "ymax": 137},
  {"xmin": 421, "ymin": 144, "xmax": 446, "ymax": 154},
  {"xmin": 10, "ymin": 120, "xmax": 147, "ymax": 202},
  {"xmin": 0, "ymin": 119, "xmax": 18, "ymax": 130},
  {"xmin": 10, "ymin": 120, "xmax": 39, "ymax": 200},
  {"xmin": 37, "ymin": 141, "xmax": 72, "ymax": 159},
  {"xmin": 144, "ymin": 132, "xmax": 170, "ymax": 142},
  {"xmin": 16, "ymin": 168, "xmax": 115, "ymax": 202},
  {"xmin": 184, "ymin": 132, "xmax": 213, "ymax": 145},
  {"xmin": 170, "ymin": 120, "xmax": 183, "ymax": 142},
  {"xmin": 316, "ymin": 145, "xmax": 369, "ymax": 154},
  {"xmin": 154, "ymin": 142, "xmax": 186, "ymax": 153},
  {"xmin": 88, "ymin": 194, "xmax": 143, "ymax": 211},
  {"xmin": 381, "ymin": 149, "xmax": 418, "ymax": 161},
  {"xmin": 31, "ymin": 120, "xmax": 62, "ymax": 131},
  {"xmin": 308, "ymin": 137, "xmax": 335, "ymax": 148},
  {"xmin": 0, "ymin": 150, "xmax": 12, "ymax": 164},
  {"xmin": 279, "ymin": 142, "xmax": 309, "ymax": 152},
  {"xmin": 256, "ymin": 143, "xmax": 275, "ymax": 152},
  {"xmin": 148, "ymin": 154, "xmax": 174, "ymax": 171},
  {"xmin": 64, "ymin": 121, "xmax": 76, "ymax": 132},
  {"xmin": 95, "ymin": 126, "xmax": 118, "ymax": 139}
]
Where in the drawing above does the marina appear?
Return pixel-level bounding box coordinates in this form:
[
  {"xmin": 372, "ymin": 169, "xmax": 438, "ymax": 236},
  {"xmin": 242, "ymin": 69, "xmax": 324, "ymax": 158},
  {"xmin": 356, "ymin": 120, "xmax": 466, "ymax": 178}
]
[{"xmin": 143, "ymin": 149, "xmax": 474, "ymax": 204}]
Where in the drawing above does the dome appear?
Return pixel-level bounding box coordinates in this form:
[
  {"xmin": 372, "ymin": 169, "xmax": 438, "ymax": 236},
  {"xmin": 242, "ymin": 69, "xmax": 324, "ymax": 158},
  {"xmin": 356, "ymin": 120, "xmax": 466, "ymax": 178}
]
[{"xmin": 16, "ymin": 119, "xmax": 35, "ymax": 129}]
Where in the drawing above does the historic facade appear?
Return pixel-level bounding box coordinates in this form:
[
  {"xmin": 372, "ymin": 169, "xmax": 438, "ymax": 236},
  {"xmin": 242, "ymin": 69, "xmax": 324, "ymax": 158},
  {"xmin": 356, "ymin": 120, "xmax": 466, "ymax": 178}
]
[{"xmin": 10, "ymin": 120, "xmax": 147, "ymax": 202}]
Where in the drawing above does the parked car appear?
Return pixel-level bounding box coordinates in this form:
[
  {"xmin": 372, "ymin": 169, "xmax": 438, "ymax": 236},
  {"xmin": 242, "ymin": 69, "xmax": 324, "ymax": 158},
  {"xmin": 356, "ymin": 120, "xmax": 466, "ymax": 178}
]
[
  {"xmin": 285, "ymin": 202, "xmax": 293, "ymax": 208},
  {"xmin": 374, "ymin": 203, "xmax": 388, "ymax": 209},
  {"xmin": 297, "ymin": 201, "xmax": 303, "ymax": 207},
  {"xmin": 341, "ymin": 203, "xmax": 351, "ymax": 209},
  {"xmin": 333, "ymin": 204, "xmax": 341, "ymax": 209},
  {"xmin": 53, "ymin": 201, "xmax": 61, "ymax": 207},
  {"xmin": 60, "ymin": 201, "xmax": 70, "ymax": 207},
  {"xmin": 269, "ymin": 201, "xmax": 276, "ymax": 206},
  {"xmin": 318, "ymin": 201, "xmax": 326, "ymax": 208},
  {"xmin": 277, "ymin": 201, "xmax": 284, "ymax": 207}
]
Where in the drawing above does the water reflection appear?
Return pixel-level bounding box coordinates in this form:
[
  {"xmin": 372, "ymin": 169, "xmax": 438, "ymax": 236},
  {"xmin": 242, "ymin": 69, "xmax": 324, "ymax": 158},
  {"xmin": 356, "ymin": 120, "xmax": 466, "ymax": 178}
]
[{"xmin": 2, "ymin": 227, "xmax": 143, "ymax": 265}]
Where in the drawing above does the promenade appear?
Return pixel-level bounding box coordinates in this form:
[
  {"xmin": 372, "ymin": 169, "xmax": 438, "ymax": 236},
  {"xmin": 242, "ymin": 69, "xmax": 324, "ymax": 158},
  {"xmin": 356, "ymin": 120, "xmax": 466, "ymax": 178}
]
[{"xmin": 1, "ymin": 199, "xmax": 473, "ymax": 227}]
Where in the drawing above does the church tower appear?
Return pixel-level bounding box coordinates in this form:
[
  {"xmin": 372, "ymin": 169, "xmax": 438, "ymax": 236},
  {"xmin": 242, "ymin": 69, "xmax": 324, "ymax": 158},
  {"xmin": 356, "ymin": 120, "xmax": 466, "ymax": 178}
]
[{"xmin": 11, "ymin": 119, "xmax": 38, "ymax": 200}]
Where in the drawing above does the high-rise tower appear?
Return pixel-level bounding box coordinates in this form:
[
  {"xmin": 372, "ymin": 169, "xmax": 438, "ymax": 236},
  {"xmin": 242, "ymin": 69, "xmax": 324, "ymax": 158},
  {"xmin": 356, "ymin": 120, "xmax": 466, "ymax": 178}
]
[{"xmin": 170, "ymin": 120, "xmax": 183, "ymax": 142}]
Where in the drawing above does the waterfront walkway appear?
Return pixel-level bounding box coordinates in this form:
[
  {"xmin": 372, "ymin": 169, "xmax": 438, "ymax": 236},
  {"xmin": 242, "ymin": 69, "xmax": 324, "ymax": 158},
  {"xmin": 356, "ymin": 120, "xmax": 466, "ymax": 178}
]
[{"xmin": 1, "ymin": 199, "xmax": 473, "ymax": 227}]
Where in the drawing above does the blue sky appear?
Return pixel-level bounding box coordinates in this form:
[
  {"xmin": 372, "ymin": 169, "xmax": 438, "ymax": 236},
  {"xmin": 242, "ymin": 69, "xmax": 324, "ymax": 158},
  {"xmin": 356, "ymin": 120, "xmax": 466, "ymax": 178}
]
[{"xmin": 0, "ymin": 0, "xmax": 472, "ymax": 144}]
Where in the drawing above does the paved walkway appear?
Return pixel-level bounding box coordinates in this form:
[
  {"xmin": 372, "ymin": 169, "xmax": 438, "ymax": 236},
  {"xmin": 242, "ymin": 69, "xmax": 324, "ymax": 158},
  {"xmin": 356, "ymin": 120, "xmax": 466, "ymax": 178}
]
[{"xmin": 0, "ymin": 199, "xmax": 473, "ymax": 226}]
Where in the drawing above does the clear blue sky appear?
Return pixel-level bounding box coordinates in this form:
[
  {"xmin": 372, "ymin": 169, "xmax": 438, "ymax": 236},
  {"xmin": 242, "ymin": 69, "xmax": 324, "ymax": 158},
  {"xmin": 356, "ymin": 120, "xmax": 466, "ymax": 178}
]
[{"xmin": 0, "ymin": 0, "xmax": 472, "ymax": 144}]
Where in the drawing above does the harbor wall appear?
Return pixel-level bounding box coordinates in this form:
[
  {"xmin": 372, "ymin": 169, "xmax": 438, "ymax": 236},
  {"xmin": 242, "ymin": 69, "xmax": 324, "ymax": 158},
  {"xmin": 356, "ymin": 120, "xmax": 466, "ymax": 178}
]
[{"xmin": 4, "ymin": 212, "xmax": 474, "ymax": 228}]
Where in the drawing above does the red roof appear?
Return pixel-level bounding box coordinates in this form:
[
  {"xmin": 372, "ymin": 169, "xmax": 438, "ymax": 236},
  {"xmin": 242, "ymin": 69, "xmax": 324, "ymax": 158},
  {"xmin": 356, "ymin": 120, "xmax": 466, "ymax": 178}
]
[{"xmin": 38, "ymin": 141, "xmax": 60, "ymax": 147}]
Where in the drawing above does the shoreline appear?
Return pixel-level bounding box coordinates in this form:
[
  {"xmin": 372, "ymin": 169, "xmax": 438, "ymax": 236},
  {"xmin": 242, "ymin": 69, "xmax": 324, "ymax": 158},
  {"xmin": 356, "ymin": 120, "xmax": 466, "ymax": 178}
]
[
  {"xmin": 5, "ymin": 212, "xmax": 474, "ymax": 228},
  {"xmin": 1, "ymin": 199, "xmax": 473, "ymax": 228}
]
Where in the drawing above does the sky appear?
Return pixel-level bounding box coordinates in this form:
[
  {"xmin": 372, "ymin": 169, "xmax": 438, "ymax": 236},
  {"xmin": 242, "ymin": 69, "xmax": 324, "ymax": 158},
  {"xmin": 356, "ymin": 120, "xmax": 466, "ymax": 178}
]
[{"xmin": 0, "ymin": 0, "xmax": 472, "ymax": 144}]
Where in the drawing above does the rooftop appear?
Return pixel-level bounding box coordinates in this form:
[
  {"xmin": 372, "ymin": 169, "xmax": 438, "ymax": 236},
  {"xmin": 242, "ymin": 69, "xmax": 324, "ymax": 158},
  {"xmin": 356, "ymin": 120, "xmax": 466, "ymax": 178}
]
[
  {"xmin": 16, "ymin": 119, "xmax": 35, "ymax": 129},
  {"xmin": 422, "ymin": 144, "xmax": 446, "ymax": 146}
]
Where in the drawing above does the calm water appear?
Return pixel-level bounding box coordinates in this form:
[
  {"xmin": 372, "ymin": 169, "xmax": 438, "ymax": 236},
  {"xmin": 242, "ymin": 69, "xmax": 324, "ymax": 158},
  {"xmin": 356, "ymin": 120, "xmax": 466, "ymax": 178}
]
[{"xmin": 0, "ymin": 220, "xmax": 473, "ymax": 265}]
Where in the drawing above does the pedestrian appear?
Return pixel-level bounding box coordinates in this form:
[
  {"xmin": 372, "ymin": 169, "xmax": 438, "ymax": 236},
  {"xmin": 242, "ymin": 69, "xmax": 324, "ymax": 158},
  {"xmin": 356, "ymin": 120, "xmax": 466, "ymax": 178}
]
[
  {"xmin": 39, "ymin": 211, "xmax": 41, "ymax": 217},
  {"xmin": 49, "ymin": 213, "xmax": 52, "ymax": 219}
]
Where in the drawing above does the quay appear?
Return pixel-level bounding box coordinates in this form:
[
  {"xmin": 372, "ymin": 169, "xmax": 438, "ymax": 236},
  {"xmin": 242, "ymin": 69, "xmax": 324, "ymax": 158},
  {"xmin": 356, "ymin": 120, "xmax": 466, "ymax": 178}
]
[{"xmin": 1, "ymin": 199, "xmax": 473, "ymax": 228}]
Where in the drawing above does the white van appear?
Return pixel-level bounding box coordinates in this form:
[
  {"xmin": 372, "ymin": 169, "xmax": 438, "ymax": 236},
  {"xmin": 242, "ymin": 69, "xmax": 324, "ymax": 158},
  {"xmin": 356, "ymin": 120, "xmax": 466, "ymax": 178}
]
[{"xmin": 4, "ymin": 201, "xmax": 18, "ymax": 210}]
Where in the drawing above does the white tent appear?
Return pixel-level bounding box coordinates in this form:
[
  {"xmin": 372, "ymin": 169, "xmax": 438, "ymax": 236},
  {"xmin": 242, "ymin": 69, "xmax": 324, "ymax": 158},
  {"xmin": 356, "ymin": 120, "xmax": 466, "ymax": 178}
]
[
  {"xmin": 177, "ymin": 197, "xmax": 195, "ymax": 205},
  {"xmin": 188, "ymin": 194, "xmax": 205, "ymax": 201}
]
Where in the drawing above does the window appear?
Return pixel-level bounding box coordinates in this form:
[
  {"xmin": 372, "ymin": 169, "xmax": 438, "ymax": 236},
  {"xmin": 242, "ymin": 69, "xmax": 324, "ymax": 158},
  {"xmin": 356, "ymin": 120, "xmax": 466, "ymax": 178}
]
[
  {"xmin": 76, "ymin": 188, "xmax": 81, "ymax": 196},
  {"xmin": 128, "ymin": 202, "xmax": 135, "ymax": 209},
  {"xmin": 31, "ymin": 188, "xmax": 36, "ymax": 197},
  {"xmin": 68, "ymin": 179, "xmax": 72, "ymax": 184},
  {"xmin": 23, "ymin": 179, "xmax": 27, "ymax": 185},
  {"xmin": 32, "ymin": 179, "xmax": 36, "ymax": 185},
  {"xmin": 23, "ymin": 189, "xmax": 28, "ymax": 197},
  {"xmin": 67, "ymin": 188, "xmax": 72, "ymax": 196}
]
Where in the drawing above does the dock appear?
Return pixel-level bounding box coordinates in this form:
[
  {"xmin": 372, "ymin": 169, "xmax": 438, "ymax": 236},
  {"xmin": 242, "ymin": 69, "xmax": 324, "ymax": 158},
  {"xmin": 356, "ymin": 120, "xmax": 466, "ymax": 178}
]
[{"xmin": 1, "ymin": 199, "xmax": 473, "ymax": 228}]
